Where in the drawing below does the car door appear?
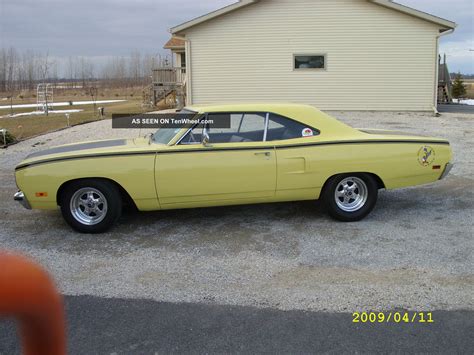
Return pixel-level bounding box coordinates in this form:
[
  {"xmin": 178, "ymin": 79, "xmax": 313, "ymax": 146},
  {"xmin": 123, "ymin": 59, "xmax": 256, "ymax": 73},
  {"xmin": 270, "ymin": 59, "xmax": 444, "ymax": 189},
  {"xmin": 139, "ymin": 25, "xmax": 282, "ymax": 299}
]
[
  {"xmin": 155, "ymin": 112, "xmax": 277, "ymax": 207},
  {"xmin": 266, "ymin": 113, "xmax": 323, "ymax": 200}
]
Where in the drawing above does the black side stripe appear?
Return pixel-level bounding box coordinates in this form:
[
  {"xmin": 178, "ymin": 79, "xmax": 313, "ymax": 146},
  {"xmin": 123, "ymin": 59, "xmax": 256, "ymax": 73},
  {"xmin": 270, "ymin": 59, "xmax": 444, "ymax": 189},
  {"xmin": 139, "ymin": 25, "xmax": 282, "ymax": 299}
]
[
  {"xmin": 274, "ymin": 139, "xmax": 450, "ymax": 150},
  {"xmin": 15, "ymin": 151, "xmax": 157, "ymax": 171},
  {"xmin": 158, "ymin": 139, "xmax": 449, "ymax": 154},
  {"xmin": 15, "ymin": 139, "xmax": 449, "ymax": 171}
]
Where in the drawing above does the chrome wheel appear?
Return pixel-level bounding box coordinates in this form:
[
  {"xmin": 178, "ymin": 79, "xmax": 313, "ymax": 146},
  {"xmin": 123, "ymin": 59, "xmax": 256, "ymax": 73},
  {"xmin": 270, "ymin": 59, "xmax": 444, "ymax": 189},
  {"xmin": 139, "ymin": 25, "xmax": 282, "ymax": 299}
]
[
  {"xmin": 334, "ymin": 177, "xmax": 368, "ymax": 212},
  {"xmin": 70, "ymin": 187, "xmax": 108, "ymax": 225}
]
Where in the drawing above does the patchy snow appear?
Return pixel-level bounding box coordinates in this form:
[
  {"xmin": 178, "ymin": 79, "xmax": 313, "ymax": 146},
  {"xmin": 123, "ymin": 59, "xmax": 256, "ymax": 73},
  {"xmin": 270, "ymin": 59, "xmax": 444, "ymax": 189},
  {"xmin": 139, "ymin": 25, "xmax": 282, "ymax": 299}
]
[
  {"xmin": 6, "ymin": 109, "xmax": 83, "ymax": 118},
  {"xmin": 455, "ymin": 99, "xmax": 474, "ymax": 106},
  {"xmin": 0, "ymin": 99, "xmax": 126, "ymax": 110}
]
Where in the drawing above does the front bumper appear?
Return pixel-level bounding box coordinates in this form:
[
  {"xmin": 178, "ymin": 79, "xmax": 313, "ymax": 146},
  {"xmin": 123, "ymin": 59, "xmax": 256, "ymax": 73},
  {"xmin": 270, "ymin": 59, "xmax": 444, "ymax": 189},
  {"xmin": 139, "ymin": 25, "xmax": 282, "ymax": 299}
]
[
  {"xmin": 439, "ymin": 163, "xmax": 454, "ymax": 180},
  {"xmin": 14, "ymin": 191, "xmax": 31, "ymax": 209}
]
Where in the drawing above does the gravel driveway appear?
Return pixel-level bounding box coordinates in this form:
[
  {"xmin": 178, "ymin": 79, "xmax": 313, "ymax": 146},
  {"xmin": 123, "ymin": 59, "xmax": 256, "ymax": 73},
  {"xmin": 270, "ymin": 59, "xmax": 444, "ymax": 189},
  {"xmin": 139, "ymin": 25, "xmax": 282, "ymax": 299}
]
[{"xmin": 0, "ymin": 111, "xmax": 472, "ymax": 312}]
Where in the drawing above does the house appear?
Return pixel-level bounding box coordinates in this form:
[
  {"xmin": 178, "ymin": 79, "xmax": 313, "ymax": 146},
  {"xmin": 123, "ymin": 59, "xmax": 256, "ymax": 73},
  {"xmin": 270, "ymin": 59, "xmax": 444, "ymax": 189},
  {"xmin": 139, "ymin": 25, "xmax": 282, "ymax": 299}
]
[
  {"xmin": 159, "ymin": 0, "xmax": 456, "ymax": 111},
  {"xmin": 163, "ymin": 37, "xmax": 186, "ymax": 68},
  {"xmin": 151, "ymin": 37, "xmax": 187, "ymax": 106}
]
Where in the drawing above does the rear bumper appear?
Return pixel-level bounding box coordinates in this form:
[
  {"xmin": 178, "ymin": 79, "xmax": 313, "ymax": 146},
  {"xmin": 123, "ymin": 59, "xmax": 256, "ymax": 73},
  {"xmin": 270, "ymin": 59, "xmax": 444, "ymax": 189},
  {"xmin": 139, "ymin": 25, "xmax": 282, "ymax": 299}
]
[
  {"xmin": 439, "ymin": 163, "xmax": 454, "ymax": 180},
  {"xmin": 14, "ymin": 191, "xmax": 31, "ymax": 210}
]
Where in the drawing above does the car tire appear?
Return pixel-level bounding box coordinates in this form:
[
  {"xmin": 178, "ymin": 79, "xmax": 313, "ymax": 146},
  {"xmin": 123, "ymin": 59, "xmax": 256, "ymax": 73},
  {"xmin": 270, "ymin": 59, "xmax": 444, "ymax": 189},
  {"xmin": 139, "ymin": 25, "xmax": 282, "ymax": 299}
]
[
  {"xmin": 60, "ymin": 179, "xmax": 122, "ymax": 233},
  {"xmin": 323, "ymin": 173, "xmax": 378, "ymax": 222}
]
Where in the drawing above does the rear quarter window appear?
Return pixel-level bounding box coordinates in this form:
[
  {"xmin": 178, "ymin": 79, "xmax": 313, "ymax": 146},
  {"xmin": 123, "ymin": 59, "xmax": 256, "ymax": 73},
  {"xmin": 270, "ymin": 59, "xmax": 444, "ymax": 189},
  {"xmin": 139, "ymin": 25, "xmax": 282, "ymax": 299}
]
[{"xmin": 266, "ymin": 113, "xmax": 319, "ymax": 141}]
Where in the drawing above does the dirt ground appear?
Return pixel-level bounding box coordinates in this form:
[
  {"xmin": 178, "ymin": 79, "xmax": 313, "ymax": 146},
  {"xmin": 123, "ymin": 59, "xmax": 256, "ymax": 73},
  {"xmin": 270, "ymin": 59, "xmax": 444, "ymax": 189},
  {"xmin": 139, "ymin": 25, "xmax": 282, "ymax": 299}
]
[{"xmin": 0, "ymin": 110, "xmax": 472, "ymax": 312}]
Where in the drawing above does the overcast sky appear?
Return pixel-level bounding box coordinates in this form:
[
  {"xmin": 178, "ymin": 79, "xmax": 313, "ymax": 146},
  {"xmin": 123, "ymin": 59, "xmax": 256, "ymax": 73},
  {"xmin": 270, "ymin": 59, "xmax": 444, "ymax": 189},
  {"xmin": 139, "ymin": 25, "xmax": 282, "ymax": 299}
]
[{"xmin": 0, "ymin": 0, "xmax": 472, "ymax": 73}]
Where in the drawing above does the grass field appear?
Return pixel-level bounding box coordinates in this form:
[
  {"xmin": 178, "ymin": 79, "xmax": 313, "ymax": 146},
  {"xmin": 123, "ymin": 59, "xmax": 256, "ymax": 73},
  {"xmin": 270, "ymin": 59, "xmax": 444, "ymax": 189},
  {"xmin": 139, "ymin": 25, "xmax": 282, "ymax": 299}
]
[{"xmin": 0, "ymin": 98, "xmax": 149, "ymax": 141}]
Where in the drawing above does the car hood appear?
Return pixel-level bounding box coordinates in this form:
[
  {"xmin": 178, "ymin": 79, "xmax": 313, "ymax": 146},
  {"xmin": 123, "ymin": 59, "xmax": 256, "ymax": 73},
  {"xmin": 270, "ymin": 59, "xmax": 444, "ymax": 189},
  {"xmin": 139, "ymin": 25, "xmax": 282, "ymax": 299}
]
[
  {"xmin": 25, "ymin": 139, "xmax": 130, "ymax": 159},
  {"xmin": 16, "ymin": 138, "xmax": 155, "ymax": 170}
]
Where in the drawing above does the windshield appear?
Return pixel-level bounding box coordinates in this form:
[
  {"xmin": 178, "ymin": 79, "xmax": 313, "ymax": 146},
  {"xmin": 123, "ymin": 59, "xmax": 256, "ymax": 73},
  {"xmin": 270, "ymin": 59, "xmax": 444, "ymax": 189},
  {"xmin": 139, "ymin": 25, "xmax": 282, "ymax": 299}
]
[{"xmin": 151, "ymin": 109, "xmax": 199, "ymax": 145}]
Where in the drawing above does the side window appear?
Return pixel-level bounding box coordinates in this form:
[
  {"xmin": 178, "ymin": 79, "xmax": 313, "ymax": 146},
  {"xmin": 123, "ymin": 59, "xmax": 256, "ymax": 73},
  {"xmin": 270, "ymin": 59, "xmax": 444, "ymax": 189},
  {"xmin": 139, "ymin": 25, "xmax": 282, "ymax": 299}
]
[
  {"xmin": 266, "ymin": 113, "xmax": 318, "ymax": 141},
  {"xmin": 207, "ymin": 113, "xmax": 266, "ymax": 143},
  {"xmin": 238, "ymin": 113, "xmax": 266, "ymax": 135},
  {"xmin": 179, "ymin": 124, "xmax": 204, "ymax": 145}
]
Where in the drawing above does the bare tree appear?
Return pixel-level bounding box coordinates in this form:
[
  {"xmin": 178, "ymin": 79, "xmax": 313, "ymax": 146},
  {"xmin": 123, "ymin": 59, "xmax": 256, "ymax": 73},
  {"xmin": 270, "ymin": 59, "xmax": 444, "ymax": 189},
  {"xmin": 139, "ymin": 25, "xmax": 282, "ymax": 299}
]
[
  {"xmin": 38, "ymin": 50, "xmax": 52, "ymax": 82},
  {"xmin": 0, "ymin": 47, "xmax": 156, "ymax": 94},
  {"xmin": 0, "ymin": 49, "xmax": 6, "ymax": 92},
  {"xmin": 23, "ymin": 50, "xmax": 36, "ymax": 90}
]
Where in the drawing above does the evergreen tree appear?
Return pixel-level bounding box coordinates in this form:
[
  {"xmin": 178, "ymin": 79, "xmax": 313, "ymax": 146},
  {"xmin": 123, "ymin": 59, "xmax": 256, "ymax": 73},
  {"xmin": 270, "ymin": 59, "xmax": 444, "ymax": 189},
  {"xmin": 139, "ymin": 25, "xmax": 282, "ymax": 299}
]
[
  {"xmin": 0, "ymin": 129, "xmax": 16, "ymax": 146},
  {"xmin": 451, "ymin": 72, "xmax": 467, "ymax": 101}
]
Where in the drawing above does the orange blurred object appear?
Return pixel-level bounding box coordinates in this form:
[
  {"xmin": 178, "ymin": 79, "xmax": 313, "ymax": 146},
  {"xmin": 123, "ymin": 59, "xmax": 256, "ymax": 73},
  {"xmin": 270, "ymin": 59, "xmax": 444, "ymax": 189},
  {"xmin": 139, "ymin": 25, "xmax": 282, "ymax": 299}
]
[{"xmin": 0, "ymin": 252, "xmax": 66, "ymax": 355}]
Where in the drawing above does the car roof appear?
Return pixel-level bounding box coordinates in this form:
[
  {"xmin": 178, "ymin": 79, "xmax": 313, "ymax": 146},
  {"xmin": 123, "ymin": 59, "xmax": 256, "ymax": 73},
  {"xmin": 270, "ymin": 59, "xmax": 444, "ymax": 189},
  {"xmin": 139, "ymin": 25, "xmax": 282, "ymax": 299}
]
[{"xmin": 185, "ymin": 103, "xmax": 355, "ymax": 134}]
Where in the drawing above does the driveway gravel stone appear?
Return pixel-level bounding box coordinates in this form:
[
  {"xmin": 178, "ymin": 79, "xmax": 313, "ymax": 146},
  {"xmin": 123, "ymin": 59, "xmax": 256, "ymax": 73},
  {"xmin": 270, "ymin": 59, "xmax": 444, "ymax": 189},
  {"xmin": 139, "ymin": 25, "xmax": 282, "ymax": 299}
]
[{"xmin": 0, "ymin": 111, "xmax": 472, "ymax": 312}]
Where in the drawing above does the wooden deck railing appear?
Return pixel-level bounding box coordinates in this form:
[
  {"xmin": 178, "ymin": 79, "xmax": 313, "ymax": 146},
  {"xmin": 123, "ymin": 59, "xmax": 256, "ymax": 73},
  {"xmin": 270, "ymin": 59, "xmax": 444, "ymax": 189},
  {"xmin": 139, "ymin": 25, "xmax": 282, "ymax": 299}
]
[{"xmin": 152, "ymin": 67, "xmax": 186, "ymax": 86}]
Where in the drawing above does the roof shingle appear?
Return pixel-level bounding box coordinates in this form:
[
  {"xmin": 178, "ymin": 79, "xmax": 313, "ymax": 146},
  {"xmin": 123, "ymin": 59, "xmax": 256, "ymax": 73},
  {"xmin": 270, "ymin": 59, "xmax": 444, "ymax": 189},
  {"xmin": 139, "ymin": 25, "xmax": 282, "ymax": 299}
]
[{"xmin": 164, "ymin": 37, "xmax": 185, "ymax": 49}]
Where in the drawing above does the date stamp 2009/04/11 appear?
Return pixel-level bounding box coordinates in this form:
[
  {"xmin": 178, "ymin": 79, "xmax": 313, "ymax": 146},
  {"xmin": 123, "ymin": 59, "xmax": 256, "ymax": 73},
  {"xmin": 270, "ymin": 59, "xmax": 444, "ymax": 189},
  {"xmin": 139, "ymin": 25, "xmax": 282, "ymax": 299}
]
[{"xmin": 353, "ymin": 312, "xmax": 434, "ymax": 324}]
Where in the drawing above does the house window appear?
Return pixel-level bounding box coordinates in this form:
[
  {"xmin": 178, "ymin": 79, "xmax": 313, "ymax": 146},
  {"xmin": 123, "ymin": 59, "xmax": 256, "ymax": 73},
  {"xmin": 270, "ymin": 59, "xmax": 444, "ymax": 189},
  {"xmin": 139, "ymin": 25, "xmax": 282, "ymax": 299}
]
[{"xmin": 294, "ymin": 55, "xmax": 326, "ymax": 70}]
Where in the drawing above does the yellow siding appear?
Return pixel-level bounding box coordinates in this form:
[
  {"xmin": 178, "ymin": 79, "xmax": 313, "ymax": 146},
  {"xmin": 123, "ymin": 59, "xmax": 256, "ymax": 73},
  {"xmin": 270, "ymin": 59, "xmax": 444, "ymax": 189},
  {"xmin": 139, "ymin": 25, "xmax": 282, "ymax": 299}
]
[{"xmin": 184, "ymin": 0, "xmax": 441, "ymax": 111}]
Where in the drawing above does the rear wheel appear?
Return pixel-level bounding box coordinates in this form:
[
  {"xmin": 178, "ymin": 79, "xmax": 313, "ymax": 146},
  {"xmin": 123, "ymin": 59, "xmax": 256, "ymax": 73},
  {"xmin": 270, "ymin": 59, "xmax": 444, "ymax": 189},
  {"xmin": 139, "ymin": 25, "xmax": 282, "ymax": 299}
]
[
  {"xmin": 323, "ymin": 173, "xmax": 378, "ymax": 222},
  {"xmin": 60, "ymin": 180, "xmax": 122, "ymax": 233}
]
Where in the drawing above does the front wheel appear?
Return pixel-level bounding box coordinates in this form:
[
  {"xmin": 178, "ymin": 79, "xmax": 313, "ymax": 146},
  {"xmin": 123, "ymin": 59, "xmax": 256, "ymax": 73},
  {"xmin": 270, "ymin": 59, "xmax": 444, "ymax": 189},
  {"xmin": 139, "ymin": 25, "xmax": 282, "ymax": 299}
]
[
  {"xmin": 323, "ymin": 173, "xmax": 378, "ymax": 222},
  {"xmin": 60, "ymin": 180, "xmax": 122, "ymax": 233}
]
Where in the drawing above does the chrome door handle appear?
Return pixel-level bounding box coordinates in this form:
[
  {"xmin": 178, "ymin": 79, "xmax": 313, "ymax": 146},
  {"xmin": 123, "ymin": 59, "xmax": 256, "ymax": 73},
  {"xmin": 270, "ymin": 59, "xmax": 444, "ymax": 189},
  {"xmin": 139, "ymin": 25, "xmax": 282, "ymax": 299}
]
[{"xmin": 255, "ymin": 152, "xmax": 271, "ymax": 157}]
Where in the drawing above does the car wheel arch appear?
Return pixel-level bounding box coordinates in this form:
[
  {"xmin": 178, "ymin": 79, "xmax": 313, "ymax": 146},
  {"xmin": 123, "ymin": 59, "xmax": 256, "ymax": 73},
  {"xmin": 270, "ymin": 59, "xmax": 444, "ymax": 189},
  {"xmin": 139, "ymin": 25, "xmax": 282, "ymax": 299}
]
[
  {"xmin": 321, "ymin": 172, "xmax": 385, "ymax": 197},
  {"xmin": 56, "ymin": 177, "xmax": 137, "ymax": 210}
]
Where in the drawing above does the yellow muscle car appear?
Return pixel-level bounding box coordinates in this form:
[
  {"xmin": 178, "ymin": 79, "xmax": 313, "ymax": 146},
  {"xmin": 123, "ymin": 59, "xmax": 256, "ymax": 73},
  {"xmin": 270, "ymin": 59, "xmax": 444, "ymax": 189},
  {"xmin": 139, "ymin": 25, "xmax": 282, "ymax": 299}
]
[{"xmin": 14, "ymin": 104, "xmax": 453, "ymax": 233}]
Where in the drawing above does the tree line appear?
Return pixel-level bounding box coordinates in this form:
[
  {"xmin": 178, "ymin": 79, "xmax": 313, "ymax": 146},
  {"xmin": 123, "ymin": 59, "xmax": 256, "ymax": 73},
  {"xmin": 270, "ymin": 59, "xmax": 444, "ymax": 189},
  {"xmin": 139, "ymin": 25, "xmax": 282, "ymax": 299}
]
[
  {"xmin": 451, "ymin": 73, "xmax": 474, "ymax": 79},
  {"xmin": 0, "ymin": 47, "xmax": 171, "ymax": 93}
]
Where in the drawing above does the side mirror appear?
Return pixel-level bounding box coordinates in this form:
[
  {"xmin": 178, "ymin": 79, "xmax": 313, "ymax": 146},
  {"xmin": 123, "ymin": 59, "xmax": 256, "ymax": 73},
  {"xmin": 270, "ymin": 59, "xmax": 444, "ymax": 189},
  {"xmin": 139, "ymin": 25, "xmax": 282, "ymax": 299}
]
[{"xmin": 202, "ymin": 131, "xmax": 210, "ymax": 146}]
